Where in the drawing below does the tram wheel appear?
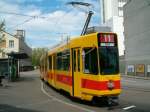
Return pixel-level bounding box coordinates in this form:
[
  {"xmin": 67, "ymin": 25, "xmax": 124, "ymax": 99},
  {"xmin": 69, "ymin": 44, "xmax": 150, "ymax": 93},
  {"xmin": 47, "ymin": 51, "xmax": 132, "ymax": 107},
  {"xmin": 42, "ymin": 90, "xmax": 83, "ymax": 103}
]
[{"xmin": 108, "ymin": 96, "xmax": 119, "ymax": 106}]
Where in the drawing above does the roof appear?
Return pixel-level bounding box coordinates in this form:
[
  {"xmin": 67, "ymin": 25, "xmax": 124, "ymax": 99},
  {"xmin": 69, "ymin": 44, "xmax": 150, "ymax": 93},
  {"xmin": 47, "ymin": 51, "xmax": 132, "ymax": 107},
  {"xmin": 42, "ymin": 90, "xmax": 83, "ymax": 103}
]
[
  {"xmin": 7, "ymin": 52, "xmax": 28, "ymax": 59},
  {"xmin": 1, "ymin": 30, "xmax": 17, "ymax": 39}
]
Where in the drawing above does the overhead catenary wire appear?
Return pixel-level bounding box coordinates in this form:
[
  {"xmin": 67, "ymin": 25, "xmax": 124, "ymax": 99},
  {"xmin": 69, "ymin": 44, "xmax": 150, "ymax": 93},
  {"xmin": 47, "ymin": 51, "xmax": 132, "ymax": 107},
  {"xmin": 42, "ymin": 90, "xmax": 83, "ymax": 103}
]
[
  {"xmin": 45, "ymin": 8, "xmax": 74, "ymax": 37},
  {"xmin": 0, "ymin": 4, "xmax": 78, "ymax": 49},
  {"xmin": 48, "ymin": 9, "xmax": 73, "ymax": 28},
  {"xmin": 0, "ymin": 4, "xmax": 83, "ymax": 39},
  {"xmin": 0, "ymin": 8, "xmax": 74, "ymax": 32},
  {"xmin": 0, "ymin": 10, "xmax": 47, "ymax": 30},
  {"xmin": 7, "ymin": 17, "xmax": 35, "ymax": 30},
  {"xmin": 0, "ymin": 11, "xmax": 46, "ymax": 19}
]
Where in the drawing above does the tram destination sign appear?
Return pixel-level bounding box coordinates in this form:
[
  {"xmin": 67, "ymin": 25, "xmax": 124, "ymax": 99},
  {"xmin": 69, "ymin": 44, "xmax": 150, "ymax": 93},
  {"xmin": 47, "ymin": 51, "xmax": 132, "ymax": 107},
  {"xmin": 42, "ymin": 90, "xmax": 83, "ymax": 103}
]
[{"xmin": 98, "ymin": 33, "xmax": 117, "ymax": 47}]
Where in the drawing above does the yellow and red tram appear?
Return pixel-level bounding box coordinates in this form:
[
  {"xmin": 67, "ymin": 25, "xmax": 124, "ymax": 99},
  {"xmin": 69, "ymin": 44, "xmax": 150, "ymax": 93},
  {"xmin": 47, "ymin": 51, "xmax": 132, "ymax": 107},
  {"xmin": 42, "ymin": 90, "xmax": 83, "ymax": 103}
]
[{"xmin": 40, "ymin": 32, "xmax": 121, "ymax": 103}]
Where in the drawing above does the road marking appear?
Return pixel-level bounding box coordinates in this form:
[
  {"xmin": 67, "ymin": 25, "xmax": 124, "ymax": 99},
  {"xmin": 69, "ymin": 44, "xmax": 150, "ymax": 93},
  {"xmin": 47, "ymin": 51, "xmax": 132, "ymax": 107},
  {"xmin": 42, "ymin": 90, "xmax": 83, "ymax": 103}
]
[
  {"xmin": 123, "ymin": 105, "xmax": 136, "ymax": 110},
  {"xmin": 41, "ymin": 82, "xmax": 95, "ymax": 112}
]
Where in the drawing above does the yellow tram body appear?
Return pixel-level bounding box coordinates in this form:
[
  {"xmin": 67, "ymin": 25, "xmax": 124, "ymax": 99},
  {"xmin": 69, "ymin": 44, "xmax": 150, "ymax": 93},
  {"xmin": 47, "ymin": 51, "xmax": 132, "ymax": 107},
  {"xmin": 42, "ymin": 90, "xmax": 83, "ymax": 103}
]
[{"xmin": 40, "ymin": 32, "xmax": 121, "ymax": 101}]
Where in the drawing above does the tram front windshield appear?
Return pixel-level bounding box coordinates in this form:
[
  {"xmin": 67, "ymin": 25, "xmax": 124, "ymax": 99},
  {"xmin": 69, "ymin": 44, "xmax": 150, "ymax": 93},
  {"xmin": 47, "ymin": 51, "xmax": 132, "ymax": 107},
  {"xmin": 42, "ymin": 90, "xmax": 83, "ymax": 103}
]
[{"xmin": 99, "ymin": 47, "xmax": 119, "ymax": 75}]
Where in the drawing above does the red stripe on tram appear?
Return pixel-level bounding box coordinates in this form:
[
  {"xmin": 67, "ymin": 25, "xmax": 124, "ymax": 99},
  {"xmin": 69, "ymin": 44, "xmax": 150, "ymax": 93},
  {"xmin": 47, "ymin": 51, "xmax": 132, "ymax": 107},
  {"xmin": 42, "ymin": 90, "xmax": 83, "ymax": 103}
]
[
  {"xmin": 82, "ymin": 79, "xmax": 120, "ymax": 90},
  {"xmin": 56, "ymin": 74, "xmax": 72, "ymax": 86}
]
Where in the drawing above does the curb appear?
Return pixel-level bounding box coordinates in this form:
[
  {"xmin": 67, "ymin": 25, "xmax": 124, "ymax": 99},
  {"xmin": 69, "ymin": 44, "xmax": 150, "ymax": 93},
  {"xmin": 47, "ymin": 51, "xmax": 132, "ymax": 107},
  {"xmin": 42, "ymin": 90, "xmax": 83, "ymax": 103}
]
[{"xmin": 121, "ymin": 74, "xmax": 150, "ymax": 80}]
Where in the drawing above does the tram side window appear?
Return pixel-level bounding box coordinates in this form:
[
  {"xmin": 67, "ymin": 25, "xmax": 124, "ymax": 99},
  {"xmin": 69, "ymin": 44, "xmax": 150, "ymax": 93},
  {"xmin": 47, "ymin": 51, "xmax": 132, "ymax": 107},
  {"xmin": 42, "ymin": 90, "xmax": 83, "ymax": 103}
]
[
  {"xmin": 62, "ymin": 50, "xmax": 70, "ymax": 71},
  {"xmin": 48, "ymin": 56, "xmax": 52, "ymax": 70},
  {"xmin": 53, "ymin": 55, "xmax": 56, "ymax": 70},
  {"xmin": 78, "ymin": 49, "xmax": 80, "ymax": 72},
  {"xmin": 73, "ymin": 50, "xmax": 76, "ymax": 71},
  {"xmin": 56, "ymin": 53, "xmax": 62, "ymax": 70},
  {"xmin": 56, "ymin": 50, "xmax": 70, "ymax": 71},
  {"xmin": 83, "ymin": 47, "xmax": 98, "ymax": 75}
]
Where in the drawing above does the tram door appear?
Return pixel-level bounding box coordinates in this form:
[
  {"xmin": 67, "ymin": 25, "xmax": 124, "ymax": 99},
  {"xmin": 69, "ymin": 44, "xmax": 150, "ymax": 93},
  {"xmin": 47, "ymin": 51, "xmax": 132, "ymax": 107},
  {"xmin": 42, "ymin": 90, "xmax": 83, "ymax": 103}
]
[
  {"xmin": 72, "ymin": 48, "xmax": 81, "ymax": 97},
  {"xmin": 52, "ymin": 55, "xmax": 55, "ymax": 87}
]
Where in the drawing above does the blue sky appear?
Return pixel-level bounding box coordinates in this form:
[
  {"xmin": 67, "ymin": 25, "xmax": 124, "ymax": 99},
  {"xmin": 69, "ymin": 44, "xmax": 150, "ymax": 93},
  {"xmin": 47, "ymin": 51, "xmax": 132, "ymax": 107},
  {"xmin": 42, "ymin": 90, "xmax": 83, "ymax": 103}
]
[{"xmin": 0, "ymin": 0, "xmax": 102, "ymax": 48}]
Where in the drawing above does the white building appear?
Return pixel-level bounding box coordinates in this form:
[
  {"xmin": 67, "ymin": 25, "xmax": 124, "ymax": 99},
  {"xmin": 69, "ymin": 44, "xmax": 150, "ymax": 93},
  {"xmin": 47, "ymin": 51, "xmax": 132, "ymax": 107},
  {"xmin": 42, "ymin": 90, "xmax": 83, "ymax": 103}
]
[
  {"xmin": 0, "ymin": 30, "xmax": 32, "ymax": 72},
  {"xmin": 100, "ymin": 0, "xmax": 128, "ymax": 56},
  {"xmin": 0, "ymin": 31, "xmax": 19, "ymax": 57}
]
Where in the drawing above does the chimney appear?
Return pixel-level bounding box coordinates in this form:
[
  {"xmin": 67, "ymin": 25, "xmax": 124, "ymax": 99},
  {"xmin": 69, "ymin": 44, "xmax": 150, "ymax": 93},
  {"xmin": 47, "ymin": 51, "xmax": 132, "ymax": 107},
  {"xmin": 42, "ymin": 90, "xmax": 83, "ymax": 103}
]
[{"xmin": 15, "ymin": 30, "xmax": 25, "ymax": 41}]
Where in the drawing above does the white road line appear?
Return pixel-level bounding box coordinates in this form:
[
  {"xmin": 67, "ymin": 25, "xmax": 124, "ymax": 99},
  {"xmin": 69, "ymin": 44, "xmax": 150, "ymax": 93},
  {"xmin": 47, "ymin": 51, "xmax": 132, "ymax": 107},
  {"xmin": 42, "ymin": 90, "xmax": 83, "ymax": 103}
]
[
  {"xmin": 41, "ymin": 82, "xmax": 95, "ymax": 112},
  {"xmin": 123, "ymin": 105, "xmax": 136, "ymax": 110}
]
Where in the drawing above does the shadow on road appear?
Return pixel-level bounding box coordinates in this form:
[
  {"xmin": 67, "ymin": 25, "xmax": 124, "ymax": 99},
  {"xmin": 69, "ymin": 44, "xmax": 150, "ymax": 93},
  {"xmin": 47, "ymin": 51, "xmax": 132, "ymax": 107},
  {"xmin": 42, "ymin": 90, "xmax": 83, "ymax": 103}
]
[
  {"xmin": 0, "ymin": 104, "xmax": 41, "ymax": 112},
  {"xmin": 15, "ymin": 76, "xmax": 36, "ymax": 82}
]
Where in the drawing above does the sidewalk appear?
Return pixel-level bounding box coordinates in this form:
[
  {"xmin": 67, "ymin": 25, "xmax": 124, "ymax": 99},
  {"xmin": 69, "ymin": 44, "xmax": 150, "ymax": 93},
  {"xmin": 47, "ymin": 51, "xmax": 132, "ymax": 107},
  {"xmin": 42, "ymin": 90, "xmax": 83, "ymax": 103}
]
[
  {"xmin": 121, "ymin": 74, "xmax": 150, "ymax": 80},
  {"xmin": 0, "ymin": 70, "xmax": 49, "ymax": 112},
  {"xmin": 1, "ymin": 70, "xmax": 94, "ymax": 112}
]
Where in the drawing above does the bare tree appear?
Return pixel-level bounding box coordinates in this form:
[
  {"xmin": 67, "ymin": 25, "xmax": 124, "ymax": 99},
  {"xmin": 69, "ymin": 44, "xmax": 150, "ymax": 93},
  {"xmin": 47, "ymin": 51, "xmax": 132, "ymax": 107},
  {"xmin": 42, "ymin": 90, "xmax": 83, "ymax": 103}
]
[
  {"xmin": 0, "ymin": 21, "xmax": 5, "ymax": 53},
  {"xmin": 0, "ymin": 20, "xmax": 5, "ymax": 32}
]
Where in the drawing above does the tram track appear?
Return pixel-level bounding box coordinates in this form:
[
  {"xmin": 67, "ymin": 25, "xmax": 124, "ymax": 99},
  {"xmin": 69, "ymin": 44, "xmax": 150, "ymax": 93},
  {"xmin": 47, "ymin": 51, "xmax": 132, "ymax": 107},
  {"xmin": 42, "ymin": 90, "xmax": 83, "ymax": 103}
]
[{"xmin": 41, "ymin": 81, "xmax": 96, "ymax": 112}]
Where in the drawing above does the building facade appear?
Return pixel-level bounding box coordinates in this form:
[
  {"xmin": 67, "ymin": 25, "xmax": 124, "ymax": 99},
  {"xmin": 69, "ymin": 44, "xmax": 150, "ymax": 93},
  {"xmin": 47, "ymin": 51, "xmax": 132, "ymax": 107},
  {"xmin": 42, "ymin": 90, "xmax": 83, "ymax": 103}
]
[
  {"xmin": 0, "ymin": 30, "xmax": 32, "ymax": 75},
  {"xmin": 124, "ymin": 0, "xmax": 150, "ymax": 76},
  {"xmin": 0, "ymin": 31, "xmax": 19, "ymax": 58},
  {"xmin": 100, "ymin": 0, "xmax": 128, "ymax": 56}
]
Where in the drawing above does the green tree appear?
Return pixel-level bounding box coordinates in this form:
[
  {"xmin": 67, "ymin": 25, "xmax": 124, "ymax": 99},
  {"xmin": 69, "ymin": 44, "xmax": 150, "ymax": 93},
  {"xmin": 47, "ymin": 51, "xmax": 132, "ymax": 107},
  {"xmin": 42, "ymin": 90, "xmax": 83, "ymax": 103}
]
[{"xmin": 31, "ymin": 47, "xmax": 48, "ymax": 66}]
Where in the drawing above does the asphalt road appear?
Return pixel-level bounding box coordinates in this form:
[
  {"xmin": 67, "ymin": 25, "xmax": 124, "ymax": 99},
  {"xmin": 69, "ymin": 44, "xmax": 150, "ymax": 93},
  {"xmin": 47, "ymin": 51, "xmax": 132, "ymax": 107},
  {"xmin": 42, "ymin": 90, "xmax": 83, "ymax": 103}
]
[
  {"xmin": 0, "ymin": 70, "xmax": 150, "ymax": 112},
  {"xmin": 120, "ymin": 77, "xmax": 150, "ymax": 112}
]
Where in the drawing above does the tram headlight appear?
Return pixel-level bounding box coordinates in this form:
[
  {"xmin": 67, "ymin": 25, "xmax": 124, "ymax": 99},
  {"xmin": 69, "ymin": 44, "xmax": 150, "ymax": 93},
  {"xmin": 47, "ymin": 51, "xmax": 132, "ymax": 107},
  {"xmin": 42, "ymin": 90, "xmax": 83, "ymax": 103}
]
[{"xmin": 107, "ymin": 80, "xmax": 114, "ymax": 90}]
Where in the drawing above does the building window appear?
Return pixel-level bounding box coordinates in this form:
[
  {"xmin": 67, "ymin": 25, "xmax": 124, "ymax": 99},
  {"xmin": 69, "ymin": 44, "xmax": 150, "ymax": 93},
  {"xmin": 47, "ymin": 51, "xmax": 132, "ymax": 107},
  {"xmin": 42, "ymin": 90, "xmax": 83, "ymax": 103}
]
[
  {"xmin": 0, "ymin": 40, "xmax": 6, "ymax": 48},
  {"xmin": 9, "ymin": 40, "xmax": 14, "ymax": 48}
]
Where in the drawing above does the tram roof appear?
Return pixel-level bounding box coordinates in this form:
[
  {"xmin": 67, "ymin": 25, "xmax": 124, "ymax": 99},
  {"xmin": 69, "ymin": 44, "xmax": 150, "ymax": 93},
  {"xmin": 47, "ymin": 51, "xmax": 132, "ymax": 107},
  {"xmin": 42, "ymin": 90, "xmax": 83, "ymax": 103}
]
[
  {"xmin": 48, "ymin": 32, "xmax": 98, "ymax": 55},
  {"xmin": 48, "ymin": 32, "xmax": 116, "ymax": 55}
]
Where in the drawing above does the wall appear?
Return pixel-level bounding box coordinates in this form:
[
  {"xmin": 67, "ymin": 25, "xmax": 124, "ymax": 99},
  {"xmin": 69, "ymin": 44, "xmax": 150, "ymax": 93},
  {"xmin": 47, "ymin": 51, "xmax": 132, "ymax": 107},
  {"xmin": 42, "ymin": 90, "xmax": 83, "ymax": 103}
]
[
  {"xmin": 124, "ymin": 0, "xmax": 150, "ymax": 76},
  {"xmin": 19, "ymin": 38, "xmax": 32, "ymax": 66},
  {"xmin": 0, "ymin": 32, "xmax": 19, "ymax": 58},
  {"xmin": 103, "ymin": 16, "xmax": 125, "ymax": 55},
  {"xmin": 101, "ymin": 0, "xmax": 127, "ymax": 56},
  {"xmin": 102, "ymin": 0, "xmax": 119, "ymax": 22},
  {"xmin": 0, "ymin": 31, "xmax": 32, "ymax": 67}
]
